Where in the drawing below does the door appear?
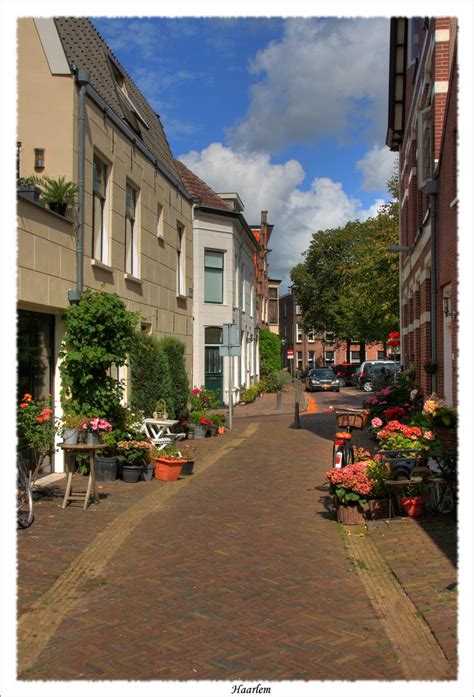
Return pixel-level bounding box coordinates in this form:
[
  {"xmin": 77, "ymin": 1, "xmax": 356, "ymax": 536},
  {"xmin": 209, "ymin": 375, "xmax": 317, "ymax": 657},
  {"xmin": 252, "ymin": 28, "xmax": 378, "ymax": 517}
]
[{"xmin": 204, "ymin": 326, "xmax": 223, "ymax": 402}]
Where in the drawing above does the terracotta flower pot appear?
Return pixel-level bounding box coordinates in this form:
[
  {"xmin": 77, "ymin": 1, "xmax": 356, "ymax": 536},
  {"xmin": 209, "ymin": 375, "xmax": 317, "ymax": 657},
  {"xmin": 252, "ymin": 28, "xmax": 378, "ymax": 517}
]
[
  {"xmin": 154, "ymin": 457, "xmax": 185, "ymax": 481},
  {"xmin": 400, "ymin": 496, "xmax": 424, "ymax": 517}
]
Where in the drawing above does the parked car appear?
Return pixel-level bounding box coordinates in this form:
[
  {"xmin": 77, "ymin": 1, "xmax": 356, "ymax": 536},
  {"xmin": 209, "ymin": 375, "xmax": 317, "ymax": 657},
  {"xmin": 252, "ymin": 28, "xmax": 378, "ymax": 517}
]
[
  {"xmin": 333, "ymin": 363, "xmax": 358, "ymax": 387},
  {"xmin": 305, "ymin": 368, "xmax": 340, "ymax": 392},
  {"xmin": 356, "ymin": 360, "xmax": 400, "ymax": 392}
]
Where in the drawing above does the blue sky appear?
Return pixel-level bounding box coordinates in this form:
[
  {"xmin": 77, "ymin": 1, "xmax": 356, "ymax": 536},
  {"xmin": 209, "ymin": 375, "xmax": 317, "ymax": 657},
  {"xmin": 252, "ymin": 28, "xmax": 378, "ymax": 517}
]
[{"xmin": 92, "ymin": 16, "xmax": 396, "ymax": 287}]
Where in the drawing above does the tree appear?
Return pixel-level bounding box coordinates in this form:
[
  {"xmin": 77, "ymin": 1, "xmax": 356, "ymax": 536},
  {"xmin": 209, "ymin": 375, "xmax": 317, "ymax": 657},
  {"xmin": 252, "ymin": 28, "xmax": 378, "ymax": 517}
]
[
  {"xmin": 290, "ymin": 177, "xmax": 399, "ymax": 362},
  {"xmin": 129, "ymin": 333, "xmax": 174, "ymax": 418},
  {"xmin": 59, "ymin": 290, "xmax": 138, "ymax": 423},
  {"xmin": 159, "ymin": 336, "xmax": 190, "ymax": 421},
  {"xmin": 259, "ymin": 329, "xmax": 282, "ymax": 376}
]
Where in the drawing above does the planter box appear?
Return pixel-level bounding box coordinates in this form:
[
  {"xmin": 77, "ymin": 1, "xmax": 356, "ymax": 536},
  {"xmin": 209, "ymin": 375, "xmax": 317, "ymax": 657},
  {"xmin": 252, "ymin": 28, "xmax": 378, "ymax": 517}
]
[
  {"xmin": 336, "ymin": 502, "xmax": 365, "ymax": 525},
  {"xmin": 366, "ymin": 498, "xmax": 391, "ymax": 520},
  {"xmin": 154, "ymin": 457, "xmax": 185, "ymax": 481}
]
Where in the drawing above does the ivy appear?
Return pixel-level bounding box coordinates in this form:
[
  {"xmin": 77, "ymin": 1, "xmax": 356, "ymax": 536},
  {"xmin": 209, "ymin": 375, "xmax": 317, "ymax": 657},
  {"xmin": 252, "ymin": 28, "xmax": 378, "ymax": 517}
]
[{"xmin": 59, "ymin": 290, "xmax": 138, "ymax": 422}]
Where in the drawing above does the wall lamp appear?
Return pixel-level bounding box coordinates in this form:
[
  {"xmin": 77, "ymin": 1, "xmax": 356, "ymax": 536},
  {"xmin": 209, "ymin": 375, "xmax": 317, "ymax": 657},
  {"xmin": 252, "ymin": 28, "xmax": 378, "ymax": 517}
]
[
  {"xmin": 34, "ymin": 147, "xmax": 45, "ymax": 170},
  {"xmin": 387, "ymin": 244, "xmax": 410, "ymax": 253},
  {"xmin": 443, "ymin": 297, "xmax": 457, "ymax": 318}
]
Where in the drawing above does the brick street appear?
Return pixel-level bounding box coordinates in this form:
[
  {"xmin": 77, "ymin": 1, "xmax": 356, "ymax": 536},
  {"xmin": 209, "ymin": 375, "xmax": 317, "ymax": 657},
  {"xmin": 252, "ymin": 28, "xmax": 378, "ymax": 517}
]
[{"xmin": 17, "ymin": 387, "xmax": 457, "ymax": 682}]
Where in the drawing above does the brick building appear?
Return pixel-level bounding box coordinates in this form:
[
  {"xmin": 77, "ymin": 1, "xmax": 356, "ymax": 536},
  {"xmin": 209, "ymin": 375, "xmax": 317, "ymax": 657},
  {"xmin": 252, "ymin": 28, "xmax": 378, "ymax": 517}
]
[
  {"xmin": 279, "ymin": 292, "xmax": 386, "ymax": 375},
  {"xmin": 250, "ymin": 212, "xmax": 274, "ymax": 329},
  {"xmin": 386, "ymin": 17, "xmax": 457, "ymax": 404}
]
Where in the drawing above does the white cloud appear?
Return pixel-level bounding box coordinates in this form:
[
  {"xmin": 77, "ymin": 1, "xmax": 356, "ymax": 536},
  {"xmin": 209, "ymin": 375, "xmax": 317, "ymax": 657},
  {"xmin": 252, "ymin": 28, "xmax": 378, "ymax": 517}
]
[
  {"xmin": 179, "ymin": 143, "xmax": 386, "ymax": 290},
  {"xmin": 356, "ymin": 144, "xmax": 397, "ymax": 191},
  {"xmin": 228, "ymin": 17, "xmax": 390, "ymax": 153}
]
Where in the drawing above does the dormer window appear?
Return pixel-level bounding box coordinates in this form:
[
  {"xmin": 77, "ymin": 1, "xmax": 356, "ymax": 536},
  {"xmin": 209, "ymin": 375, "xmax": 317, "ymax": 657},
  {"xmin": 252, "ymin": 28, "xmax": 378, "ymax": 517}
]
[{"xmin": 108, "ymin": 56, "xmax": 149, "ymax": 134}]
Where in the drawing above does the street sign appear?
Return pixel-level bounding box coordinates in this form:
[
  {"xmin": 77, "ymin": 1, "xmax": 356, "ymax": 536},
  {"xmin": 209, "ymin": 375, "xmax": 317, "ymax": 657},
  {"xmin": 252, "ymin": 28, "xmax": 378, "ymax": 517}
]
[
  {"xmin": 287, "ymin": 348, "xmax": 294, "ymax": 359},
  {"xmin": 222, "ymin": 323, "xmax": 238, "ymax": 347}
]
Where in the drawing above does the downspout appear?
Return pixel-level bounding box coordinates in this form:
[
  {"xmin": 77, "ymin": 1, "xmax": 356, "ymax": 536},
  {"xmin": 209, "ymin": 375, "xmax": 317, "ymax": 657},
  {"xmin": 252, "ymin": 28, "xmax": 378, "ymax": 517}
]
[
  {"xmin": 237, "ymin": 228, "xmax": 244, "ymax": 397},
  {"xmin": 68, "ymin": 69, "xmax": 90, "ymax": 304},
  {"xmin": 425, "ymin": 179, "xmax": 439, "ymax": 393}
]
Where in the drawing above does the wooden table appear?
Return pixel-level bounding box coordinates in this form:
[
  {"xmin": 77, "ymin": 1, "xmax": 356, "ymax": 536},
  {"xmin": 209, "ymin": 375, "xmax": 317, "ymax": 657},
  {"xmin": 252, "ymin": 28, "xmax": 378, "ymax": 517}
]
[{"xmin": 59, "ymin": 443, "xmax": 104, "ymax": 510}]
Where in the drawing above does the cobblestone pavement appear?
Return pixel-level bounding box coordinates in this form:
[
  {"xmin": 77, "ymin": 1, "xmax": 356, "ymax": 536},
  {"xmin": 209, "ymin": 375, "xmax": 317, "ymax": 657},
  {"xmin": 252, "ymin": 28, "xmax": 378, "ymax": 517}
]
[{"xmin": 17, "ymin": 388, "xmax": 457, "ymax": 682}]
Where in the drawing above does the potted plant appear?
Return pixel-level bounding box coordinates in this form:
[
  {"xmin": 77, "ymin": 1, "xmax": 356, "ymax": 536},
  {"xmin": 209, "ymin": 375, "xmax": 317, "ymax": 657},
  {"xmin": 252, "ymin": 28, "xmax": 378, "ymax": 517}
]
[
  {"xmin": 324, "ymin": 463, "xmax": 373, "ymax": 525},
  {"xmin": 38, "ymin": 175, "xmax": 78, "ymax": 216},
  {"xmin": 398, "ymin": 477, "xmax": 426, "ymax": 517},
  {"xmin": 17, "ymin": 175, "xmax": 42, "ymax": 203},
  {"xmin": 79, "ymin": 416, "xmax": 113, "ymax": 444},
  {"xmin": 153, "ymin": 398, "xmax": 168, "ymax": 420},
  {"xmin": 17, "ymin": 393, "xmax": 59, "ymax": 485},
  {"xmin": 422, "ymin": 394, "xmax": 457, "ymax": 456},
  {"xmin": 116, "ymin": 440, "xmax": 152, "ymax": 483},
  {"xmin": 376, "ymin": 420, "xmax": 437, "ymax": 455},
  {"xmin": 152, "ymin": 445, "xmax": 186, "ymax": 481},
  {"xmin": 423, "ymin": 359, "xmax": 437, "ymax": 375},
  {"xmin": 189, "ymin": 411, "xmax": 207, "ymax": 438},
  {"xmin": 60, "ymin": 413, "xmax": 82, "ymax": 445},
  {"xmin": 94, "ymin": 430, "xmax": 126, "ymax": 481},
  {"xmin": 179, "ymin": 446, "xmax": 195, "ymax": 476},
  {"xmin": 365, "ymin": 457, "xmax": 392, "ymax": 519}
]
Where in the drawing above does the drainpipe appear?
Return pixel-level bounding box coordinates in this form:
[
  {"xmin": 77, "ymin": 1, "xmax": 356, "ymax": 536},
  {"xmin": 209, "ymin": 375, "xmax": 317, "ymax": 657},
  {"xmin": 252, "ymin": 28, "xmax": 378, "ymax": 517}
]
[
  {"xmin": 425, "ymin": 179, "xmax": 439, "ymax": 393},
  {"xmin": 68, "ymin": 69, "xmax": 90, "ymax": 305}
]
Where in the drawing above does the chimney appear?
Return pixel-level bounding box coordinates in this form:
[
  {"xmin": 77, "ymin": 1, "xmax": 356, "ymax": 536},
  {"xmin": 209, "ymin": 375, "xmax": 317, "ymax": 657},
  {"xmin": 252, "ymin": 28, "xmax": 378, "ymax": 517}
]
[{"xmin": 261, "ymin": 210, "xmax": 268, "ymax": 226}]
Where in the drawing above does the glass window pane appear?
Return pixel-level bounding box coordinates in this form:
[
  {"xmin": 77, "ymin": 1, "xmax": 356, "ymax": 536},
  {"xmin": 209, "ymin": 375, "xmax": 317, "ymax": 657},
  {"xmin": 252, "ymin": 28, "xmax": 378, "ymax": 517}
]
[
  {"xmin": 205, "ymin": 326, "xmax": 222, "ymax": 344},
  {"xmin": 205, "ymin": 250, "xmax": 224, "ymax": 269},
  {"xmin": 93, "ymin": 157, "xmax": 106, "ymax": 197},
  {"xmin": 93, "ymin": 195, "xmax": 103, "ymax": 259},
  {"xmin": 126, "ymin": 185, "xmax": 135, "ymax": 219},
  {"xmin": 205, "ymin": 268, "xmax": 223, "ymax": 303}
]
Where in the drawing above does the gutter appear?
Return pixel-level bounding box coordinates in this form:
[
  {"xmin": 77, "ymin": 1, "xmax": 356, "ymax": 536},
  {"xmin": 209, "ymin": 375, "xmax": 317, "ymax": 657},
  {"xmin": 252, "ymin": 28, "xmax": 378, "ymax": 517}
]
[{"xmin": 68, "ymin": 69, "xmax": 90, "ymax": 304}]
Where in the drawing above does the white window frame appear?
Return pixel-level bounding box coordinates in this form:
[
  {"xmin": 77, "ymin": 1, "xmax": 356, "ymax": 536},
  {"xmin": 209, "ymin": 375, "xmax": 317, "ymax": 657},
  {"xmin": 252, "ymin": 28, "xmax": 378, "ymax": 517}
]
[
  {"xmin": 308, "ymin": 350, "xmax": 315, "ymax": 367},
  {"xmin": 297, "ymin": 351, "xmax": 303, "ymax": 369},
  {"xmin": 295, "ymin": 304, "xmax": 302, "ymax": 315},
  {"xmin": 325, "ymin": 350, "xmax": 335, "ymax": 366},
  {"xmin": 296, "ymin": 323, "xmax": 303, "ymax": 343},
  {"xmin": 241, "ymin": 264, "xmax": 245, "ymax": 313},
  {"xmin": 156, "ymin": 202, "xmax": 164, "ymax": 239},
  {"xmin": 176, "ymin": 222, "xmax": 186, "ymax": 297},
  {"xmin": 324, "ymin": 331, "xmax": 336, "ymax": 343},
  {"xmin": 307, "ymin": 329, "xmax": 315, "ymax": 343},
  {"xmin": 417, "ymin": 105, "xmax": 433, "ymax": 188},
  {"xmin": 350, "ymin": 350, "xmax": 361, "ymax": 364},
  {"xmin": 250, "ymin": 285, "xmax": 254, "ymax": 318},
  {"xmin": 125, "ymin": 182, "xmax": 139, "ymax": 277},
  {"xmin": 92, "ymin": 154, "xmax": 109, "ymax": 264}
]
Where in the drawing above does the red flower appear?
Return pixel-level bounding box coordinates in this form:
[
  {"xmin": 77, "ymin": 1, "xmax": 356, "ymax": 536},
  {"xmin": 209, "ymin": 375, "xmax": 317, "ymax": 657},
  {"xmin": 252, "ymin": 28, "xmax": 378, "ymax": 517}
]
[
  {"xmin": 19, "ymin": 403, "xmax": 29, "ymax": 408},
  {"xmin": 35, "ymin": 417, "xmax": 44, "ymax": 423}
]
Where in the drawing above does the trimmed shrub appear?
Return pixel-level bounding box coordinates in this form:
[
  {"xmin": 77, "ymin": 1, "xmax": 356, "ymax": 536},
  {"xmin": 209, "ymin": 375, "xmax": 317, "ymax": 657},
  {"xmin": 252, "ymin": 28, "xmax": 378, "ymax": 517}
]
[
  {"xmin": 129, "ymin": 333, "xmax": 174, "ymax": 418},
  {"xmin": 241, "ymin": 384, "xmax": 259, "ymax": 403},
  {"xmin": 159, "ymin": 336, "xmax": 190, "ymax": 420},
  {"xmin": 259, "ymin": 329, "xmax": 282, "ymax": 376},
  {"xmin": 262, "ymin": 370, "xmax": 292, "ymax": 393}
]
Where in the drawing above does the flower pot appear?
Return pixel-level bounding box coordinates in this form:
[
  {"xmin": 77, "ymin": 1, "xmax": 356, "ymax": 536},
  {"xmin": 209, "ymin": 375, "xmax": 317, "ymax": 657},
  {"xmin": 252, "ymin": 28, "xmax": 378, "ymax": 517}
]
[
  {"xmin": 86, "ymin": 432, "xmax": 101, "ymax": 445},
  {"xmin": 63, "ymin": 428, "xmax": 79, "ymax": 445},
  {"xmin": 153, "ymin": 411, "xmax": 168, "ymax": 420},
  {"xmin": 121, "ymin": 465, "xmax": 143, "ymax": 483},
  {"xmin": 366, "ymin": 498, "xmax": 391, "ymax": 520},
  {"xmin": 180, "ymin": 459, "xmax": 195, "ymax": 476},
  {"xmin": 218, "ymin": 426, "xmax": 225, "ymax": 435},
  {"xmin": 154, "ymin": 457, "xmax": 185, "ymax": 481},
  {"xmin": 435, "ymin": 426, "xmax": 457, "ymax": 457},
  {"xmin": 48, "ymin": 202, "xmax": 67, "ymax": 216},
  {"xmin": 209, "ymin": 424, "xmax": 218, "ymax": 437},
  {"xmin": 193, "ymin": 425, "xmax": 208, "ymax": 439},
  {"xmin": 142, "ymin": 462, "xmax": 155, "ymax": 481},
  {"xmin": 94, "ymin": 456, "xmax": 117, "ymax": 482},
  {"xmin": 400, "ymin": 496, "xmax": 424, "ymax": 517},
  {"xmin": 336, "ymin": 502, "xmax": 366, "ymax": 525},
  {"xmin": 187, "ymin": 430, "xmax": 195, "ymax": 440}
]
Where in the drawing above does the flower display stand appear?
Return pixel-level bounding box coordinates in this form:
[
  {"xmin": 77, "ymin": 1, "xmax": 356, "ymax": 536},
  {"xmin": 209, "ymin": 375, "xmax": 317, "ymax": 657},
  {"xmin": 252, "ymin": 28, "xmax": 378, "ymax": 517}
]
[{"xmin": 336, "ymin": 502, "xmax": 365, "ymax": 525}]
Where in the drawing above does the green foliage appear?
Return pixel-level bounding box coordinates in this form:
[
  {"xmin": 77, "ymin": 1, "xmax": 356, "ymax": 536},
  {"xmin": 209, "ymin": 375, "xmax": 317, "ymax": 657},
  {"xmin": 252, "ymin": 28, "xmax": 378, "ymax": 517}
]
[
  {"xmin": 290, "ymin": 178, "xmax": 399, "ymax": 346},
  {"xmin": 17, "ymin": 393, "xmax": 58, "ymax": 482},
  {"xmin": 159, "ymin": 336, "xmax": 190, "ymax": 419},
  {"xmin": 116, "ymin": 440, "xmax": 152, "ymax": 468},
  {"xmin": 241, "ymin": 384, "xmax": 259, "ymax": 403},
  {"xmin": 38, "ymin": 175, "xmax": 79, "ymax": 208},
  {"xmin": 189, "ymin": 386, "xmax": 221, "ymax": 412},
  {"xmin": 365, "ymin": 459, "xmax": 391, "ymax": 499},
  {"xmin": 129, "ymin": 332, "xmax": 174, "ymax": 418},
  {"xmin": 261, "ymin": 370, "xmax": 292, "ymax": 393},
  {"xmin": 259, "ymin": 329, "xmax": 282, "ymax": 376},
  {"xmin": 59, "ymin": 290, "xmax": 138, "ymax": 423},
  {"xmin": 17, "ymin": 176, "xmax": 42, "ymax": 187}
]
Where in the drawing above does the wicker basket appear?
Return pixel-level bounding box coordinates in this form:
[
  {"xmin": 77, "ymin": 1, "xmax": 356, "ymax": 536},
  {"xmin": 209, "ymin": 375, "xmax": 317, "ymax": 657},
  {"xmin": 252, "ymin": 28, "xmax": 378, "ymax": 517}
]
[{"xmin": 335, "ymin": 410, "xmax": 369, "ymax": 430}]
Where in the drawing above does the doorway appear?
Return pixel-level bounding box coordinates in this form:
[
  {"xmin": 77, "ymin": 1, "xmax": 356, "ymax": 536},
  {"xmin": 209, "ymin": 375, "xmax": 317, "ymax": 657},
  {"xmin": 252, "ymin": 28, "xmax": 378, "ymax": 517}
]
[{"xmin": 204, "ymin": 326, "xmax": 223, "ymax": 402}]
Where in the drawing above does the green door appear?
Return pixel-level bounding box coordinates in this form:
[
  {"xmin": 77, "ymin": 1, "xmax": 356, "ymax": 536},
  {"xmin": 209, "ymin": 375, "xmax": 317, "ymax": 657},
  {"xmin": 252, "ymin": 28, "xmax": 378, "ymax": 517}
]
[{"xmin": 204, "ymin": 326, "xmax": 223, "ymax": 403}]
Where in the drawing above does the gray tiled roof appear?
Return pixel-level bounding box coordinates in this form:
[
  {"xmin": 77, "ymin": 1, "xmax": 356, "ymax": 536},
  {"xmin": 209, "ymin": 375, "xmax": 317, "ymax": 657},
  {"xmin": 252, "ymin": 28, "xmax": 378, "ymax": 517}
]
[{"xmin": 54, "ymin": 17, "xmax": 180, "ymax": 181}]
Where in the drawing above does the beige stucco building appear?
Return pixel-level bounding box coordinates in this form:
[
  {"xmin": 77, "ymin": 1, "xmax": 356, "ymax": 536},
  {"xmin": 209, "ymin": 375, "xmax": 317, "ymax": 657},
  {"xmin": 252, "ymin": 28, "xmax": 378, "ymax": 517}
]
[{"xmin": 17, "ymin": 18, "xmax": 194, "ymax": 472}]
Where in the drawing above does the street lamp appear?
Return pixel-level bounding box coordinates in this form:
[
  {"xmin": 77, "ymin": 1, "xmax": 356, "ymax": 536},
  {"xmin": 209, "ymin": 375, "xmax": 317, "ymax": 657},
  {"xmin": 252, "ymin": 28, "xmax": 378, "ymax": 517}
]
[{"xmin": 387, "ymin": 244, "xmax": 410, "ymax": 253}]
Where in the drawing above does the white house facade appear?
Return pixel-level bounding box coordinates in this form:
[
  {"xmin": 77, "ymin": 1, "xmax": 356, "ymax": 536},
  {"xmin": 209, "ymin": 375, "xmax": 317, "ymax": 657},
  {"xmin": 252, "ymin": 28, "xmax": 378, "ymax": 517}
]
[{"xmin": 176, "ymin": 163, "xmax": 260, "ymax": 405}]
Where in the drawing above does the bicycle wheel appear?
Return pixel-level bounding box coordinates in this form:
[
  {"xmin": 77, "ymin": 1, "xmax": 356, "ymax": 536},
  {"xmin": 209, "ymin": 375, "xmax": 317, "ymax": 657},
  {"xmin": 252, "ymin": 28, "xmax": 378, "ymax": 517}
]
[{"xmin": 17, "ymin": 458, "xmax": 34, "ymax": 529}]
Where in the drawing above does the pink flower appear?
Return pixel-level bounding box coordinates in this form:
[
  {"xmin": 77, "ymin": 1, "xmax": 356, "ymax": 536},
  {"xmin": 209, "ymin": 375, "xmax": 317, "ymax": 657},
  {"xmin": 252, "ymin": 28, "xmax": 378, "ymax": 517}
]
[
  {"xmin": 371, "ymin": 417, "xmax": 383, "ymax": 428},
  {"xmin": 423, "ymin": 431, "xmax": 435, "ymax": 441},
  {"xmin": 192, "ymin": 388, "xmax": 201, "ymax": 394}
]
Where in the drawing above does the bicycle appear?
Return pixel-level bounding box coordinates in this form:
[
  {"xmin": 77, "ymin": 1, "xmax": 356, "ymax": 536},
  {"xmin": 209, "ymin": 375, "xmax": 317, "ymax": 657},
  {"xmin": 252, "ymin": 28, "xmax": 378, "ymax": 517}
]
[
  {"xmin": 17, "ymin": 455, "xmax": 34, "ymax": 529},
  {"xmin": 332, "ymin": 408, "xmax": 369, "ymax": 468}
]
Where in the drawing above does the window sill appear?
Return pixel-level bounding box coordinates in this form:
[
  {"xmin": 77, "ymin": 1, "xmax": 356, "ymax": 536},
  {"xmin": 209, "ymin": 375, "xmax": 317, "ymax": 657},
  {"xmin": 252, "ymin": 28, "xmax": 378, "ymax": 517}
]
[
  {"xmin": 124, "ymin": 273, "xmax": 143, "ymax": 286},
  {"xmin": 91, "ymin": 259, "xmax": 114, "ymax": 273},
  {"xmin": 176, "ymin": 293, "xmax": 188, "ymax": 300}
]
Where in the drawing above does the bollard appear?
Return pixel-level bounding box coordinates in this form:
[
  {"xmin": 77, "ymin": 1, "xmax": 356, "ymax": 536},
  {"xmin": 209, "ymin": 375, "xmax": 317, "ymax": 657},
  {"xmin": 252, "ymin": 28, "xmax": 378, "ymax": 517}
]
[
  {"xmin": 276, "ymin": 390, "xmax": 282, "ymax": 410},
  {"xmin": 293, "ymin": 401, "xmax": 301, "ymax": 429}
]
